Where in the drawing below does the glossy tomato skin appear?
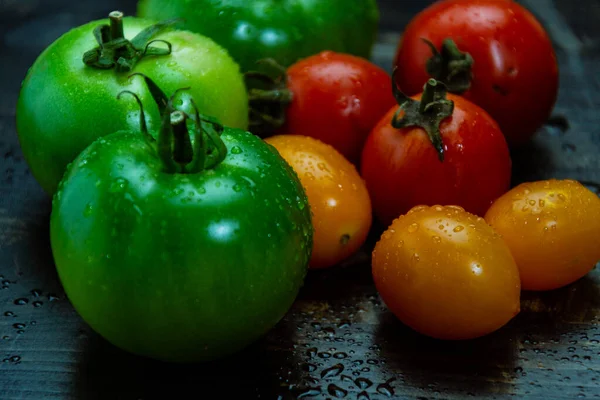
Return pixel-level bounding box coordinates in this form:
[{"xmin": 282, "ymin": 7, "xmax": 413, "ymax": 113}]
[
  {"xmin": 138, "ymin": 0, "xmax": 380, "ymax": 72},
  {"xmin": 16, "ymin": 16, "xmax": 248, "ymax": 196},
  {"xmin": 393, "ymin": 0, "xmax": 558, "ymax": 146},
  {"xmin": 50, "ymin": 128, "xmax": 312, "ymax": 362},
  {"xmin": 485, "ymin": 180, "xmax": 600, "ymax": 291},
  {"xmin": 372, "ymin": 205, "xmax": 521, "ymax": 340},
  {"xmin": 361, "ymin": 93, "xmax": 511, "ymax": 228},
  {"xmin": 265, "ymin": 135, "xmax": 372, "ymax": 269},
  {"xmin": 279, "ymin": 51, "xmax": 396, "ymax": 165}
]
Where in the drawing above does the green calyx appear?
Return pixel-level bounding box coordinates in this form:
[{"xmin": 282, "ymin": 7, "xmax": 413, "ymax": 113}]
[
  {"xmin": 83, "ymin": 11, "xmax": 179, "ymax": 72},
  {"xmin": 423, "ymin": 38, "xmax": 474, "ymax": 94},
  {"xmin": 391, "ymin": 70, "xmax": 454, "ymax": 162},
  {"xmin": 243, "ymin": 58, "xmax": 293, "ymax": 138},
  {"xmin": 117, "ymin": 73, "xmax": 227, "ymax": 173}
]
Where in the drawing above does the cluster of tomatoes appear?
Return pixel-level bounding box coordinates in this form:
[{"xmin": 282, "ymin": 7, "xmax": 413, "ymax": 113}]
[
  {"xmin": 251, "ymin": 0, "xmax": 600, "ymax": 341},
  {"xmin": 12, "ymin": 0, "xmax": 600, "ymax": 363}
]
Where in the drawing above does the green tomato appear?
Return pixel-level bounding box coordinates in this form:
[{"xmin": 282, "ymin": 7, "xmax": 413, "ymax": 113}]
[
  {"xmin": 49, "ymin": 77, "xmax": 312, "ymax": 362},
  {"xmin": 16, "ymin": 11, "xmax": 248, "ymax": 196},
  {"xmin": 136, "ymin": 0, "xmax": 380, "ymax": 72}
]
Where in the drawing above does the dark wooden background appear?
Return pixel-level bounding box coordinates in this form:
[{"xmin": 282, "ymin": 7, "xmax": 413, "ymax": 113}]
[{"xmin": 1, "ymin": 0, "xmax": 600, "ymax": 399}]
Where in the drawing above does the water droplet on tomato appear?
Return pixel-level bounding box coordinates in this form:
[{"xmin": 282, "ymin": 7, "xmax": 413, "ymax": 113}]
[
  {"xmin": 32, "ymin": 301, "xmax": 43, "ymax": 308},
  {"xmin": 109, "ymin": 178, "xmax": 128, "ymax": 193},
  {"xmin": 4, "ymin": 311, "xmax": 14, "ymax": 317},
  {"xmin": 432, "ymin": 236, "xmax": 441, "ymax": 243},
  {"xmin": 231, "ymin": 146, "xmax": 242, "ymax": 154},
  {"xmin": 408, "ymin": 223, "xmax": 419, "ymax": 233},
  {"xmin": 232, "ymin": 184, "xmax": 242, "ymax": 192},
  {"xmin": 13, "ymin": 323, "xmax": 25, "ymax": 330},
  {"xmin": 83, "ymin": 203, "xmax": 93, "ymax": 217},
  {"xmin": 453, "ymin": 225, "xmax": 464, "ymax": 233}
]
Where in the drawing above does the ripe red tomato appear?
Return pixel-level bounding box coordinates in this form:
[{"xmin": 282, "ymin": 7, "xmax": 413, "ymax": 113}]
[
  {"xmin": 393, "ymin": 0, "xmax": 558, "ymax": 146},
  {"xmin": 372, "ymin": 205, "xmax": 521, "ymax": 340},
  {"xmin": 361, "ymin": 78, "xmax": 511, "ymax": 227},
  {"xmin": 247, "ymin": 51, "xmax": 396, "ymax": 165}
]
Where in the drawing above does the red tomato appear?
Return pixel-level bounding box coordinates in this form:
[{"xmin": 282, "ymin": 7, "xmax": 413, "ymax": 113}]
[
  {"xmin": 248, "ymin": 51, "xmax": 396, "ymax": 165},
  {"xmin": 361, "ymin": 78, "xmax": 511, "ymax": 227},
  {"xmin": 393, "ymin": 0, "xmax": 558, "ymax": 146}
]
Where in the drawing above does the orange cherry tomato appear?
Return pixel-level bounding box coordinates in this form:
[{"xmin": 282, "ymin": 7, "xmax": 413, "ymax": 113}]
[
  {"xmin": 265, "ymin": 135, "xmax": 372, "ymax": 269},
  {"xmin": 372, "ymin": 205, "xmax": 521, "ymax": 340},
  {"xmin": 484, "ymin": 179, "xmax": 600, "ymax": 291}
]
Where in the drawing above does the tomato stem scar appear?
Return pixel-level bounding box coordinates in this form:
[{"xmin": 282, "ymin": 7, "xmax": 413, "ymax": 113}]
[
  {"xmin": 83, "ymin": 11, "xmax": 180, "ymax": 73},
  {"xmin": 422, "ymin": 38, "xmax": 474, "ymax": 94},
  {"xmin": 390, "ymin": 71, "xmax": 454, "ymax": 162}
]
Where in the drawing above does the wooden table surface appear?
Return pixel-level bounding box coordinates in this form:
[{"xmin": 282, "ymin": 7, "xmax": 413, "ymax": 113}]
[{"xmin": 1, "ymin": 0, "xmax": 600, "ymax": 399}]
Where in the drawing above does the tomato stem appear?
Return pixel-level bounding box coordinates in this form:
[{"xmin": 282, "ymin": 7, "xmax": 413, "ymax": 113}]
[
  {"xmin": 83, "ymin": 11, "xmax": 180, "ymax": 73},
  {"xmin": 422, "ymin": 38, "xmax": 474, "ymax": 94},
  {"xmin": 171, "ymin": 111, "xmax": 194, "ymax": 169},
  {"xmin": 124, "ymin": 73, "xmax": 228, "ymax": 174},
  {"xmin": 116, "ymin": 90, "xmax": 154, "ymax": 145},
  {"xmin": 244, "ymin": 58, "xmax": 293, "ymax": 138},
  {"xmin": 109, "ymin": 11, "xmax": 124, "ymax": 40},
  {"xmin": 390, "ymin": 72, "xmax": 454, "ymax": 162}
]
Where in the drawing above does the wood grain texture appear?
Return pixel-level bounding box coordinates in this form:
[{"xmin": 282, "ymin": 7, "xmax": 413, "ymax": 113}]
[{"xmin": 1, "ymin": 0, "xmax": 600, "ymax": 399}]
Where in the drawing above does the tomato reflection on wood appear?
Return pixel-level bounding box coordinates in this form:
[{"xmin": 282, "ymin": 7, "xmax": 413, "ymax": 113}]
[
  {"xmin": 16, "ymin": 11, "xmax": 248, "ymax": 196},
  {"xmin": 393, "ymin": 0, "xmax": 559, "ymax": 146},
  {"xmin": 361, "ymin": 77, "xmax": 511, "ymax": 227},
  {"xmin": 49, "ymin": 76, "xmax": 312, "ymax": 363}
]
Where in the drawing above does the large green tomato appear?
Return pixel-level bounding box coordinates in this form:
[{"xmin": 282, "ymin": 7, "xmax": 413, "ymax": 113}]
[
  {"xmin": 16, "ymin": 11, "xmax": 248, "ymax": 196},
  {"xmin": 137, "ymin": 0, "xmax": 380, "ymax": 72},
  {"xmin": 49, "ymin": 77, "xmax": 312, "ymax": 362}
]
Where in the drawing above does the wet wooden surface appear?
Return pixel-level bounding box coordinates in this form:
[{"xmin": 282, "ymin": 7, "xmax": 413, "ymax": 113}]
[{"xmin": 1, "ymin": 0, "xmax": 600, "ymax": 399}]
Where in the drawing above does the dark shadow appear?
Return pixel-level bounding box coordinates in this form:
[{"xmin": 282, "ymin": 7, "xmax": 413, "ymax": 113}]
[
  {"xmin": 374, "ymin": 310, "xmax": 518, "ymax": 397},
  {"xmin": 518, "ymin": 269, "xmax": 600, "ymax": 328},
  {"xmin": 296, "ymin": 212, "xmax": 384, "ymax": 304},
  {"xmin": 510, "ymin": 138, "xmax": 556, "ymax": 186},
  {"xmin": 76, "ymin": 313, "xmax": 302, "ymax": 400}
]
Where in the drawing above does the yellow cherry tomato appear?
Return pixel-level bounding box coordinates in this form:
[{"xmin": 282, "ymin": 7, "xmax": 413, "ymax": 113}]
[
  {"xmin": 265, "ymin": 135, "xmax": 372, "ymax": 269},
  {"xmin": 372, "ymin": 205, "xmax": 521, "ymax": 340},
  {"xmin": 484, "ymin": 179, "xmax": 600, "ymax": 291}
]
